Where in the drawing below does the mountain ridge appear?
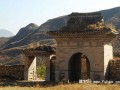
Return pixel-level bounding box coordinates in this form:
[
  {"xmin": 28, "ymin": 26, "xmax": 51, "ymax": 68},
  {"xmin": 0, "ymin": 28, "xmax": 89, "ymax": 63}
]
[
  {"xmin": 0, "ymin": 29, "xmax": 14, "ymax": 37},
  {"xmin": 1, "ymin": 7, "xmax": 120, "ymax": 50}
]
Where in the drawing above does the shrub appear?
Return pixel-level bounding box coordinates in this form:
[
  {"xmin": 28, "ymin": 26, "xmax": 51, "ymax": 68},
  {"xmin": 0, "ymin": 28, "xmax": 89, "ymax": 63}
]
[{"xmin": 36, "ymin": 64, "xmax": 46, "ymax": 80}]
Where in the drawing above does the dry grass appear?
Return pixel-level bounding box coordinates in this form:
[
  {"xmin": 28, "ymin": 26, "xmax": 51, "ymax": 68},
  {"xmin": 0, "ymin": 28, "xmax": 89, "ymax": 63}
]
[{"xmin": 0, "ymin": 84, "xmax": 120, "ymax": 90}]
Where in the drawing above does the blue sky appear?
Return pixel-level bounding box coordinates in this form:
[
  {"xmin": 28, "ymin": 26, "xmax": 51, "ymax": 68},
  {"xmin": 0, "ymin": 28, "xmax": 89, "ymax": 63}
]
[{"xmin": 0, "ymin": 0, "xmax": 120, "ymax": 34}]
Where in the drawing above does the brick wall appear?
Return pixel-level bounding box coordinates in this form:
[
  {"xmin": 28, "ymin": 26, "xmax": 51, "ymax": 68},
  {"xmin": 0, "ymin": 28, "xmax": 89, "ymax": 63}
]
[
  {"xmin": 108, "ymin": 59, "xmax": 120, "ymax": 81},
  {"xmin": 0, "ymin": 65, "xmax": 24, "ymax": 80}
]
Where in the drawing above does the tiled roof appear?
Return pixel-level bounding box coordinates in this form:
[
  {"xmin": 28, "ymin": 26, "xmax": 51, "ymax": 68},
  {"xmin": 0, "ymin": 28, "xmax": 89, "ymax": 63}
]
[
  {"xmin": 48, "ymin": 12, "xmax": 116, "ymax": 36},
  {"xmin": 22, "ymin": 46, "xmax": 56, "ymax": 56},
  {"xmin": 68, "ymin": 12, "xmax": 103, "ymax": 25}
]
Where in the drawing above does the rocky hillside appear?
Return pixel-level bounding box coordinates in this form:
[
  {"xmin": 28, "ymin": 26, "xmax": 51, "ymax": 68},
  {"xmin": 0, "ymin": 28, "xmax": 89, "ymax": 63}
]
[
  {"xmin": 0, "ymin": 23, "xmax": 39, "ymax": 49},
  {"xmin": 101, "ymin": 7, "xmax": 120, "ymax": 29},
  {"xmin": 0, "ymin": 37, "xmax": 10, "ymax": 47},
  {"xmin": 0, "ymin": 17, "xmax": 67, "ymax": 50},
  {"xmin": 0, "ymin": 29, "xmax": 14, "ymax": 37}
]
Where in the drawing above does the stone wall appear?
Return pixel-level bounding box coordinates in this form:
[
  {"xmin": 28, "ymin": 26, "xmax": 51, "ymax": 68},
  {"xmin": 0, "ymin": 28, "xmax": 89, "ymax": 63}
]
[
  {"xmin": 108, "ymin": 59, "xmax": 120, "ymax": 81},
  {"xmin": 0, "ymin": 65, "xmax": 24, "ymax": 80}
]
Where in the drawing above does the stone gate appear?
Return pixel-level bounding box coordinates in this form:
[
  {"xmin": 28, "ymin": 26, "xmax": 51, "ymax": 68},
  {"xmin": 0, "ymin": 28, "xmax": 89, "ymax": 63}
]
[{"xmin": 48, "ymin": 12, "xmax": 118, "ymax": 82}]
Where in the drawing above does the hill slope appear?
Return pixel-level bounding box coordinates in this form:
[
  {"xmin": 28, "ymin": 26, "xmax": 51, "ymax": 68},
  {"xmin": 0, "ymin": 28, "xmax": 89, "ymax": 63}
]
[
  {"xmin": 1, "ymin": 23, "xmax": 39, "ymax": 49},
  {"xmin": 101, "ymin": 6, "xmax": 120, "ymax": 29},
  {"xmin": 0, "ymin": 37, "xmax": 10, "ymax": 47}
]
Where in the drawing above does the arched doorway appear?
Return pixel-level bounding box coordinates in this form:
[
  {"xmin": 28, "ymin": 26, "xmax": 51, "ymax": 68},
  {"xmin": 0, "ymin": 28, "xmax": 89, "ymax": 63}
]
[{"xmin": 68, "ymin": 53, "xmax": 90, "ymax": 82}]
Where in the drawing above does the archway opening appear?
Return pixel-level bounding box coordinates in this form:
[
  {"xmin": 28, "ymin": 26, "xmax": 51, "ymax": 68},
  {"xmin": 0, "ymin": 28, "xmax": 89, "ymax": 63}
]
[{"xmin": 68, "ymin": 53, "xmax": 90, "ymax": 83}]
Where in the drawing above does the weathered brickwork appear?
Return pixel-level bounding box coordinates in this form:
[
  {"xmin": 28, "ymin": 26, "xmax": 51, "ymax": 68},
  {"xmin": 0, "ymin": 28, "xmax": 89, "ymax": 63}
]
[
  {"xmin": 0, "ymin": 65, "xmax": 24, "ymax": 80},
  {"xmin": 108, "ymin": 59, "xmax": 120, "ymax": 81}
]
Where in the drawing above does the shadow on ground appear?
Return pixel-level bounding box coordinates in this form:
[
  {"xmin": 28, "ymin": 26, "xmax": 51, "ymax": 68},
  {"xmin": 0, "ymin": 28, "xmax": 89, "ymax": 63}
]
[{"xmin": 0, "ymin": 78, "xmax": 56, "ymax": 87}]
